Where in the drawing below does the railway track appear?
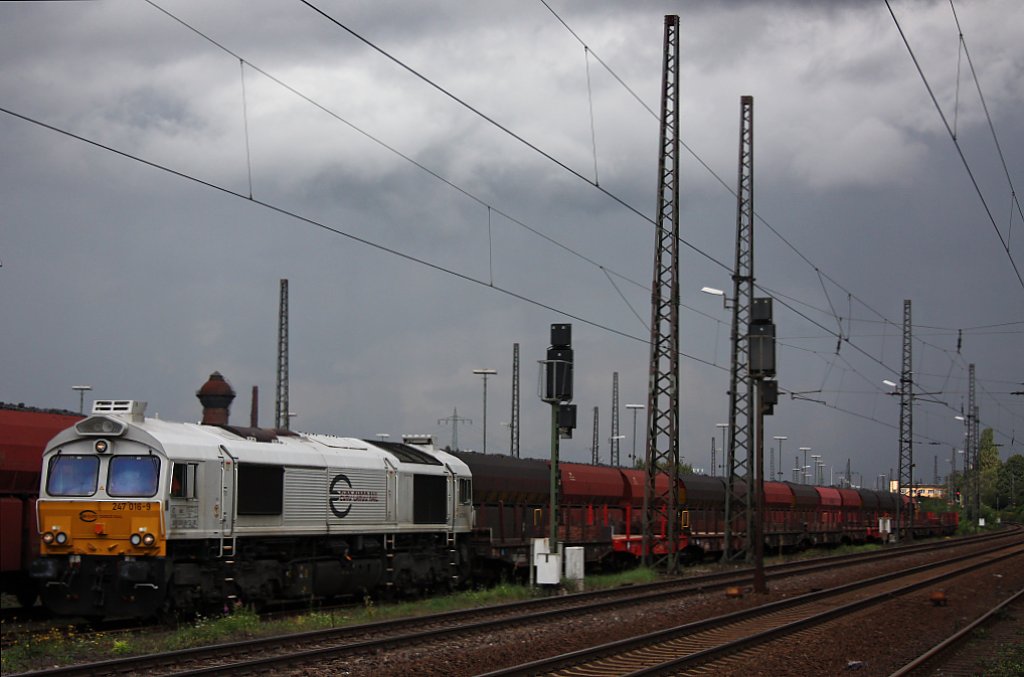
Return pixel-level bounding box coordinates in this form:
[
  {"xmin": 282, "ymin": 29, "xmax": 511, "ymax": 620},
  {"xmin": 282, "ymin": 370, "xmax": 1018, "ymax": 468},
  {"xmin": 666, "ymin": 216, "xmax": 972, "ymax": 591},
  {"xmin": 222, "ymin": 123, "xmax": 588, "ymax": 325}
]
[
  {"xmin": 482, "ymin": 539, "xmax": 1024, "ymax": 676},
  {"xmin": 7, "ymin": 530, "xmax": 1017, "ymax": 677},
  {"xmin": 888, "ymin": 586, "xmax": 1024, "ymax": 677}
]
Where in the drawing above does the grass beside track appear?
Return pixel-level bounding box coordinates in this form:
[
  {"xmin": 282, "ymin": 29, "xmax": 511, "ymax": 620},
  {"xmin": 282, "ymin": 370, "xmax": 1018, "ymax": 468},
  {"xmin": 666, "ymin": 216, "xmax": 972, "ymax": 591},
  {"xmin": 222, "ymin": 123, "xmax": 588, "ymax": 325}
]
[{"xmin": 0, "ymin": 568, "xmax": 661, "ymax": 674}]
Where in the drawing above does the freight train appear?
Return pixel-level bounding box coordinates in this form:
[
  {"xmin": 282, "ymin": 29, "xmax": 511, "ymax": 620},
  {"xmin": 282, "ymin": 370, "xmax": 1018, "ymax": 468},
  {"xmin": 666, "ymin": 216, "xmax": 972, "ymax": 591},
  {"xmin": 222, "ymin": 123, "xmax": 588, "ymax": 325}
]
[
  {"xmin": 0, "ymin": 403, "xmax": 82, "ymax": 607},
  {"xmin": 23, "ymin": 373, "xmax": 957, "ymax": 620}
]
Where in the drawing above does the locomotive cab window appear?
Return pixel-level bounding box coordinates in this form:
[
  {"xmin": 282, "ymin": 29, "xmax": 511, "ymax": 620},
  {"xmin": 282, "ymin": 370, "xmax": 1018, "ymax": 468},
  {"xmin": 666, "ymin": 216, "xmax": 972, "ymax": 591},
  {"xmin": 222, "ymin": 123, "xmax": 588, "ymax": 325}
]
[
  {"xmin": 108, "ymin": 455, "xmax": 161, "ymax": 497},
  {"xmin": 170, "ymin": 462, "xmax": 198, "ymax": 499},
  {"xmin": 459, "ymin": 478, "xmax": 472, "ymax": 505},
  {"xmin": 47, "ymin": 454, "xmax": 100, "ymax": 496}
]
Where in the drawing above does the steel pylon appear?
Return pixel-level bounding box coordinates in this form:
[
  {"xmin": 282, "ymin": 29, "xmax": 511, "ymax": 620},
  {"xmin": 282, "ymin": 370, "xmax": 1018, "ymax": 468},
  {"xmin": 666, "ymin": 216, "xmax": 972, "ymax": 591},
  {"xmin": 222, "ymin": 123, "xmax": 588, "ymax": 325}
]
[
  {"xmin": 724, "ymin": 96, "xmax": 755, "ymax": 562},
  {"xmin": 643, "ymin": 14, "xmax": 681, "ymax": 572}
]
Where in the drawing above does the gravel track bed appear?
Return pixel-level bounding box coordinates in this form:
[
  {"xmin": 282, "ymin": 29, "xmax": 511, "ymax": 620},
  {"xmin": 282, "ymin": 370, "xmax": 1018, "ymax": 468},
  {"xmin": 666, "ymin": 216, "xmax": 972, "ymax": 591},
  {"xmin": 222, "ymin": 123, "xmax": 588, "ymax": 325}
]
[{"xmin": 292, "ymin": 539, "xmax": 1023, "ymax": 676}]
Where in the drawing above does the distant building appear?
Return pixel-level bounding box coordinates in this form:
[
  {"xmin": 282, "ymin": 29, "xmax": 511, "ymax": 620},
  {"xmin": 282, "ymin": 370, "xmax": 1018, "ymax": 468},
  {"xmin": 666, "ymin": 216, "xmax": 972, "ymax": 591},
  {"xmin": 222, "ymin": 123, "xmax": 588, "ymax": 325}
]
[{"xmin": 889, "ymin": 480, "xmax": 946, "ymax": 499}]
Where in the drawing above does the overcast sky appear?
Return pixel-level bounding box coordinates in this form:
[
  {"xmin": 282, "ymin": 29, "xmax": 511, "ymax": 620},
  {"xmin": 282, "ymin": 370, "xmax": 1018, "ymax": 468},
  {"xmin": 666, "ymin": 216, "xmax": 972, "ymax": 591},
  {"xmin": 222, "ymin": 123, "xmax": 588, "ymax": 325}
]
[{"xmin": 2, "ymin": 0, "xmax": 1022, "ymax": 486}]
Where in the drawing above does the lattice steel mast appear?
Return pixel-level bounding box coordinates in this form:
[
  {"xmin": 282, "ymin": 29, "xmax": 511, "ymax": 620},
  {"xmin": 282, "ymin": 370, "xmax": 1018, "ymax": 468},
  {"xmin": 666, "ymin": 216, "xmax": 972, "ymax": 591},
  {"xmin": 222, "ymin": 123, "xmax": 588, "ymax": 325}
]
[
  {"xmin": 591, "ymin": 406, "xmax": 600, "ymax": 465},
  {"xmin": 642, "ymin": 14, "xmax": 681, "ymax": 571},
  {"xmin": 510, "ymin": 342, "xmax": 520, "ymax": 457},
  {"xmin": 968, "ymin": 363, "xmax": 978, "ymax": 524},
  {"xmin": 896, "ymin": 299, "xmax": 913, "ymax": 541},
  {"xmin": 724, "ymin": 96, "xmax": 755, "ymax": 562},
  {"xmin": 438, "ymin": 408, "xmax": 471, "ymax": 452},
  {"xmin": 275, "ymin": 278, "xmax": 290, "ymax": 430},
  {"xmin": 611, "ymin": 371, "xmax": 621, "ymax": 467}
]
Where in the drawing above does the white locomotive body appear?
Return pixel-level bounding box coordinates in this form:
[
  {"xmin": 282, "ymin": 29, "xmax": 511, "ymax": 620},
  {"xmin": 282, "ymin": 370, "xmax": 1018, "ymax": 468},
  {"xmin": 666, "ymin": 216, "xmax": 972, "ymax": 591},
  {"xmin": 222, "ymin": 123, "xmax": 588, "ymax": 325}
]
[{"xmin": 31, "ymin": 374, "xmax": 472, "ymax": 619}]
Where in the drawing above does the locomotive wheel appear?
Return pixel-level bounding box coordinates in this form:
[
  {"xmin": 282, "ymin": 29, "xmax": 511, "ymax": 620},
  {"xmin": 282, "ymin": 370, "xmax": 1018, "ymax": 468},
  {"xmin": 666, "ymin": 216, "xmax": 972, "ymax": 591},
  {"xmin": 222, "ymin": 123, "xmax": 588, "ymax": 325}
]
[
  {"xmin": 15, "ymin": 586, "xmax": 39, "ymax": 609},
  {"xmin": 681, "ymin": 545, "xmax": 705, "ymax": 566},
  {"xmin": 153, "ymin": 596, "xmax": 179, "ymax": 625}
]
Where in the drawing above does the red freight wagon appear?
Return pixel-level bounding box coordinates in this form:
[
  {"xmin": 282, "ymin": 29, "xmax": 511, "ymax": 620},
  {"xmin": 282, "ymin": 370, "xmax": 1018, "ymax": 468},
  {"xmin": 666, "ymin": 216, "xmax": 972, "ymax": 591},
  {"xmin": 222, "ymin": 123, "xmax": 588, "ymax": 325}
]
[
  {"xmin": 561, "ymin": 462, "xmax": 627, "ymax": 504},
  {"xmin": 679, "ymin": 475, "xmax": 728, "ymax": 556},
  {"xmin": 1, "ymin": 404, "xmax": 81, "ymax": 606},
  {"xmin": 613, "ymin": 469, "xmax": 683, "ymax": 560},
  {"xmin": 837, "ymin": 488, "xmax": 864, "ymax": 541},
  {"xmin": 815, "ymin": 487, "xmax": 843, "ymax": 542},
  {"xmin": 858, "ymin": 488, "xmax": 886, "ymax": 541},
  {"xmin": 763, "ymin": 481, "xmax": 795, "ymax": 543}
]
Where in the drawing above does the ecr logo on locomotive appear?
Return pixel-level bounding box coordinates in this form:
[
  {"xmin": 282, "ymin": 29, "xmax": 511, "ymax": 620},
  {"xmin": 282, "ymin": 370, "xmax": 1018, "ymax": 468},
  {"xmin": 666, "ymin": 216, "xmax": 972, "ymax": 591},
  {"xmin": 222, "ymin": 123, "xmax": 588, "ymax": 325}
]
[{"xmin": 328, "ymin": 473, "xmax": 379, "ymax": 519}]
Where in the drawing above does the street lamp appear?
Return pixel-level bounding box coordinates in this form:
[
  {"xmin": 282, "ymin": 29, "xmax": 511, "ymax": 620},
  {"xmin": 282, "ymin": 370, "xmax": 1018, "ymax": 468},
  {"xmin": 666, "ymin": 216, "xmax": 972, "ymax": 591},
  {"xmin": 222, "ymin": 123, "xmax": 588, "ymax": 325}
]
[
  {"xmin": 472, "ymin": 368, "xmax": 497, "ymax": 454},
  {"xmin": 625, "ymin": 404, "xmax": 644, "ymax": 467},
  {"xmin": 72, "ymin": 385, "xmax": 91, "ymax": 415},
  {"xmin": 799, "ymin": 447, "xmax": 811, "ymax": 484},
  {"xmin": 376, "ymin": 433, "xmax": 390, "ymax": 442},
  {"xmin": 700, "ymin": 286, "xmax": 735, "ymax": 310},
  {"xmin": 773, "ymin": 436, "xmax": 787, "ymax": 481}
]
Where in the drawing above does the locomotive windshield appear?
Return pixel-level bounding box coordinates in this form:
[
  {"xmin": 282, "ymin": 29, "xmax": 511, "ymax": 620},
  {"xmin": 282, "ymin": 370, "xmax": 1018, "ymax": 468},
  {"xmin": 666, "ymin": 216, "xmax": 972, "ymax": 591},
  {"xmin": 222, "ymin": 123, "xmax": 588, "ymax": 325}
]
[
  {"xmin": 46, "ymin": 455, "xmax": 100, "ymax": 496},
  {"xmin": 108, "ymin": 456, "xmax": 161, "ymax": 498}
]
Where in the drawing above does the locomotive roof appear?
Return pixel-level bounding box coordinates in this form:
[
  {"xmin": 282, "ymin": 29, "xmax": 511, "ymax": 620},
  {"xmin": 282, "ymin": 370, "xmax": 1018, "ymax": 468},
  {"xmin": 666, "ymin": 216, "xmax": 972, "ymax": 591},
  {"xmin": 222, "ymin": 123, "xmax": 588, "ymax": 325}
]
[{"xmin": 43, "ymin": 413, "xmax": 469, "ymax": 475}]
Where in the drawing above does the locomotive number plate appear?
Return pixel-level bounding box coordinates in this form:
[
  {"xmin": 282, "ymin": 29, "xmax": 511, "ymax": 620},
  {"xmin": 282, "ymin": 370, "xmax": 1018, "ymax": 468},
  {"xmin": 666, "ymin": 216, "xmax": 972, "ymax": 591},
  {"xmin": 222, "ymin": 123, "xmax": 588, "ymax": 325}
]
[{"xmin": 111, "ymin": 502, "xmax": 152, "ymax": 511}]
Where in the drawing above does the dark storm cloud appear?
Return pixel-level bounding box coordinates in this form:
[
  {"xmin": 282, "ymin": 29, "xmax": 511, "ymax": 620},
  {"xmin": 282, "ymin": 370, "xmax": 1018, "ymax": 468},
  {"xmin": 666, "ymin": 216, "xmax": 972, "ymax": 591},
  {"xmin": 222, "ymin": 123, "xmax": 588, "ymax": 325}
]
[{"xmin": 1, "ymin": 1, "xmax": 1021, "ymax": 476}]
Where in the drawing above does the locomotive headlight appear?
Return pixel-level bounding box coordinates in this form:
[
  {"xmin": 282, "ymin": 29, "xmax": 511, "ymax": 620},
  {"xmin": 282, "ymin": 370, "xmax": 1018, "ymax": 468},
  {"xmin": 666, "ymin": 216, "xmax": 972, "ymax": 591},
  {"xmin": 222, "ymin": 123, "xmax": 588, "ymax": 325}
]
[
  {"xmin": 94, "ymin": 439, "xmax": 110, "ymax": 454},
  {"xmin": 130, "ymin": 533, "xmax": 142, "ymax": 546},
  {"xmin": 42, "ymin": 531, "xmax": 55, "ymax": 545},
  {"xmin": 55, "ymin": 531, "xmax": 68, "ymax": 545},
  {"xmin": 142, "ymin": 533, "xmax": 156, "ymax": 547}
]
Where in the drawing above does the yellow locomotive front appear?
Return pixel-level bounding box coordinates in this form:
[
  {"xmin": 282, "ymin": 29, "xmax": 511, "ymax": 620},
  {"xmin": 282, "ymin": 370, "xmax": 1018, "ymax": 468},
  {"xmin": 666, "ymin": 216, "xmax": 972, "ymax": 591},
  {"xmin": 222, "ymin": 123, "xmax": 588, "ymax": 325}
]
[{"xmin": 32, "ymin": 401, "xmax": 170, "ymax": 618}]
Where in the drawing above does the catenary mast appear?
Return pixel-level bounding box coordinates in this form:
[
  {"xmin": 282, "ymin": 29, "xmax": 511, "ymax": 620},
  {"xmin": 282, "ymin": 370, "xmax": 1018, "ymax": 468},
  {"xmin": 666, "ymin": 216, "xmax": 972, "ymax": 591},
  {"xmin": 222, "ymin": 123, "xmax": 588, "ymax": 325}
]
[
  {"xmin": 275, "ymin": 279, "xmax": 290, "ymax": 430},
  {"xmin": 611, "ymin": 372, "xmax": 620, "ymax": 467},
  {"xmin": 510, "ymin": 342, "xmax": 520, "ymax": 457},
  {"xmin": 643, "ymin": 14, "xmax": 681, "ymax": 571},
  {"xmin": 896, "ymin": 299, "xmax": 913, "ymax": 541},
  {"xmin": 724, "ymin": 96, "xmax": 755, "ymax": 562}
]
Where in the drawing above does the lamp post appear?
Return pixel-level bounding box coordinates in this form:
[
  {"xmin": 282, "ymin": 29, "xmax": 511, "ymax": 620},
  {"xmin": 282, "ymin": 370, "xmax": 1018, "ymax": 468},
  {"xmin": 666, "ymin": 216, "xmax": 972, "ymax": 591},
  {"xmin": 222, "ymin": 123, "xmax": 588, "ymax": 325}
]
[
  {"xmin": 376, "ymin": 433, "xmax": 390, "ymax": 442},
  {"xmin": 799, "ymin": 447, "xmax": 811, "ymax": 484},
  {"xmin": 716, "ymin": 423, "xmax": 729, "ymax": 476},
  {"xmin": 71, "ymin": 385, "xmax": 91, "ymax": 415},
  {"xmin": 956, "ymin": 449, "xmax": 965, "ymax": 505},
  {"xmin": 626, "ymin": 404, "xmax": 644, "ymax": 467},
  {"xmin": 610, "ymin": 435, "xmax": 626, "ymax": 466},
  {"xmin": 773, "ymin": 436, "xmax": 787, "ymax": 481},
  {"xmin": 954, "ymin": 414, "xmax": 971, "ymax": 518},
  {"xmin": 472, "ymin": 368, "xmax": 497, "ymax": 454}
]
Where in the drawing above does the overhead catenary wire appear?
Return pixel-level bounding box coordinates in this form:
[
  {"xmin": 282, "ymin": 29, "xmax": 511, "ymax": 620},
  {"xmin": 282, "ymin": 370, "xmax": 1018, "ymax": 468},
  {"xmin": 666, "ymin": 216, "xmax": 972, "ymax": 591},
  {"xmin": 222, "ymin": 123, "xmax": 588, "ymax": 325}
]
[
  {"xmin": 12, "ymin": 99, "xmax": 986, "ymax": 451},
  {"xmin": 886, "ymin": 0, "xmax": 1024, "ymax": 291},
  {"xmin": 9, "ymin": 4, "xmax": 1019, "ymax": 453},
  {"xmin": 949, "ymin": 0, "xmax": 1024, "ymax": 245},
  {"xmin": 149, "ymin": 1, "xmax": 1024, "ymax": 444},
  {"xmin": 541, "ymin": 2, "xmax": 1023, "ymax": 427},
  {"xmin": 147, "ymin": 0, "xmax": 885, "ymax": 374},
  {"xmin": 290, "ymin": 1, "xmax": 913, "ymax": 380},
  {"xmin": 537, "ymin": 3, "xmax": 971, "ymax": 370},
  {"xmin": 297, "ymin": 0, "xmax": 1019, "ymax": 432},
  {"xmin": 3, "ymin": 103, "xmax": 731, "ymax": 381}
]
